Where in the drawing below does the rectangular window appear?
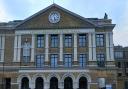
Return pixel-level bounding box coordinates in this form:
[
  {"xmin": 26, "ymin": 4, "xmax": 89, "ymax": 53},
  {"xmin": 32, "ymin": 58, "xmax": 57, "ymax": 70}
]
[
  {"xmin": 0, "ymin": 49, "xmax": 1, "ymax": 61},
  {"xmin": 37, "ymin": 35, "xmax": 44, "ymax": 48},
  {"xmin": 64, "ymin": 54, "xmax": 72, "ymax": 67},
  {"xmin": 50, "ymin": 54, "xmax": 58, "ymax": 68},
  {"xmin": 51, "ymin": 34, "xmax": 59, "ymax": 47},
  {"xmin": 64, "ymin": 34, "xmax": 72, "ymax": 47},
  {"xmin": 36, "ymin": 55, "xmax": 44, "ymax": 68},
  {"xmin": 117, "ymin": 62, "xmax": 121, "ymax": 68},
  {"xmin": 114, "ymin": 51, "xmax": 123, "ymax": 59},
  {"xmin": 96, "ymin": 34, "xmax": 104, "ymax": 47},
  {"xmin": 79, "ymin": 34, "xmax": 87, "ymax": 47},
  {"xmin": 97, "ymin": 54, "xmax": 105, "ymax": 67},
  {"xmin": 79, "ymin": 54, "xmax": 87, "ymax": 68}
]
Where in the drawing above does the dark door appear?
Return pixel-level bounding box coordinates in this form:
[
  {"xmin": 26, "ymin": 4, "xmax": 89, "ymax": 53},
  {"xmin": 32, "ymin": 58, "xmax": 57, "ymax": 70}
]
[
  {"xmin": 79, "ymin": 77, "xmax": 87, "ymax": 89},
  {"xmin": 50, "ymin": 77, "xmax": 58, "ymax": 89},
  {"xmin": 64, "ymin": 77, "xmax": 73, "ymax": 89},
  {"xmin": 21, "ymin": 77, "xmax": 29, "ymax": 89},
  {"xmin": 35, "ymin": 77, "xmax": 44, "ymax": 89}
]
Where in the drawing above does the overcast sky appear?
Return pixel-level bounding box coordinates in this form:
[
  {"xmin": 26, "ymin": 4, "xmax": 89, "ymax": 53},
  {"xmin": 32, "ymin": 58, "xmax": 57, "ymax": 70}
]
[{"xmin": 0, "ymin": 0, "xmax": 128, "ymax": 46}]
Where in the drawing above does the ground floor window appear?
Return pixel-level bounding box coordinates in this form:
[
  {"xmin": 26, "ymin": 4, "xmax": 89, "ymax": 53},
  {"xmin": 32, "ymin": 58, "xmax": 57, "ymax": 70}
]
[
  {"xmin": 5, "ymin": 78, "xmax": 11, "ymax": 89},
  {"xmin": 125, "ymin": 81, "xmax": 128, "ymax": 89}
]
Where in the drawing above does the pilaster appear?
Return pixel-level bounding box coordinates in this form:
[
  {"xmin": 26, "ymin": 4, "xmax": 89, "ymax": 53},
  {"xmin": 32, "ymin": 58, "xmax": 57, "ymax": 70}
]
[{"xmin": 74, "ymin": 33, "xmax": 77, "ymax": 61}]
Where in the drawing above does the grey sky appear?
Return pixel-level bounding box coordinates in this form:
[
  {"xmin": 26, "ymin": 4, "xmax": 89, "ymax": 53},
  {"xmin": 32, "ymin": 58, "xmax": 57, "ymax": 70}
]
[{"xmin": 0, "ymin": 0, "xmax": 128, "ymax": 46}]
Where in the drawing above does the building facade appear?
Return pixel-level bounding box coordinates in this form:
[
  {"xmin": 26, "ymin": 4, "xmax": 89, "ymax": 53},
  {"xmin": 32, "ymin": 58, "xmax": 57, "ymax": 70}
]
[
  {"xmin": 114, "ymin": 46, "xmax": 128, "ymax": 89},
  {"xmin": 0, "ymin": 4, "xmax": 116, "ymax": 89}
]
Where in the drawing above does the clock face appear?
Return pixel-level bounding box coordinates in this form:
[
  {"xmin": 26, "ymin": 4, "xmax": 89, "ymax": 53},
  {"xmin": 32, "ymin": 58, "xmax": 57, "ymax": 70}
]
[{"xmin": 49, "ymin": 11, "xmax": 60, "ymax": 23}]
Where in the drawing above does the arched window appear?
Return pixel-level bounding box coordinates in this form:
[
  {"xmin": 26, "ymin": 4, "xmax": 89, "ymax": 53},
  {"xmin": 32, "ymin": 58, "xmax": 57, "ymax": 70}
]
[
  {"xmin": 50, "ymin": 77, "xmax": 58, "ymax": 89},
  {"xmin": 79, "ymin": 77, "xmax": 87, "ymax": 89},
  {"xmin": 64, "ymin": 77, "xmax": 73, "ymax": 89},
  {"xmin": 21, "ymin": 77, "xmax": 29, "ymax": 89},
  {"xmin": 35, "ymin": 77, "xmax": 44, "ymax": 89}
]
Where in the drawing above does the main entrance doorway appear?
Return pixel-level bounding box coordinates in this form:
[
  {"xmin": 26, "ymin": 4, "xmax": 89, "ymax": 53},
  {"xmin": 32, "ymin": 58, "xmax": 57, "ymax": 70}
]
[
  {"xmin": 79, "ymin": 77, "xmax": 87, "ymax": 89},
  {"xmin": 35, "ymin": 77, "xmax": 44, "ymax": 89},
  {"xmin": 21, "ymin": 77, "xmax": 29, "ymax": 89},
  {"xmin": 50, "ymin": 77, "xmax": 58, "ymax": 89},
  {"xmin": 64, "ymin": 77, "xmax": 73, "ymax": 89}
]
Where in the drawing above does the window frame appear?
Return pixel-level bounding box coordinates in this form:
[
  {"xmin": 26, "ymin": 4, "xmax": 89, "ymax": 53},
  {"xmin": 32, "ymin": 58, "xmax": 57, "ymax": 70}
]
[
  {"xmin": 79, "ymin": 54, "xmax": 87, "ymax": 68},
  {"xmin": 35, "ymin": 54, "xmax": 44, "ymax": 68},
  {"xmin": 96, "ymin": 53, "xmax": 105, "ymax": 67},
  {"xmin": 78, "ymin": 34, "xmax": 87, "ymax": 47},
  {"xmin": 64, "ymin": 34, "xmax": 72, "ymax": 47},
  {"xmin": 37, "ymin": 34, "xmax": 44, "ymax": 48},
  {"xmin": 64, "ymin": 54, "xmax": 72, "ymax": 68},
  {"xmin": 96, "ymin": 34, "xmax": 104, "ymax": 47},
  {"xmin": 50, "ymin": 34, "xmax": 59, "ymax": 48},
  {"xmin": 50, "ymin": 54, "xmax": 58, "ymax": 68}
]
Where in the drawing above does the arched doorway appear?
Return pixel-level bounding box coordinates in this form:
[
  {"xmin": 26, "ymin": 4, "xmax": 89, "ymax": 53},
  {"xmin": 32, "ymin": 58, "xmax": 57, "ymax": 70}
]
[
  {"xmin": 50, "ymin": 77, "xmax": 58, "ymax": 89},
  {"xmin": 35, "ymin": 77, "xmax": 44, "ymax": 89},
  {"xmin": 21, "ymin": 77, "xmax": 29, "ymax": 89},
  {"xmin": 64, "ymin": 77, "xmax": 73, "ymax": 89},
  {"xmin": 79, "ymin": 77, "xmax": 87, "ymax": 89}
]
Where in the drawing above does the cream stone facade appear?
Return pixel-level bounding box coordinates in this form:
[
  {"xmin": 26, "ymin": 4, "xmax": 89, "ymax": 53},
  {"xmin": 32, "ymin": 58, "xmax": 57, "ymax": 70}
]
[{"xmin": 0, "ymin": 4, "xmax": 116, "ymax": 89}]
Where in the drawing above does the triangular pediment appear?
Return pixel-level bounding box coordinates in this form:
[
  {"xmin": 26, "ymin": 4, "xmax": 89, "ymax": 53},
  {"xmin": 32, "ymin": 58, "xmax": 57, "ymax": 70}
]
[{"xmin": 16, "ymin": 4, "xmax": 95, "ymax": 29}]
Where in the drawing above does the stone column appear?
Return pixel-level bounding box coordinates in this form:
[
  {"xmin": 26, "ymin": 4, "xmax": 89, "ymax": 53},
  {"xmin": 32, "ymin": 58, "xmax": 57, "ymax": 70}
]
[
  {"xmin": 74, "ymin": 33, "xmax": 77, "ymax": 62},
  {"xmin": 59, "ymin": 81, "xmax": 64, "ymax": 89},
  {"xmin": 110, "ymin": 32, "xmax": 114, "ymax": 61},
  {"xmin": 89, "ymin": 33, "xmax": 93, "ymax": 61},
  {"xmin": 73, "ymin": 81, "xmax": 78, "ymax": 89},
  {"xmin": 31, "ymin": 34, "xmax": 35, "ymax": 62},
  {"xmin": 17, "ymin": 35, "xmax": 21, "ymax": 62},
  {"xmin": 45, "ymin": 34, "xmax": 49, "ymax": 62},
  {"xmin": 44, "ymin": 81, "xmax": 50, "ymax": 89},
  {"xmin": 106, "ymin": 32, "xmax": 110, "ymax": 61},
  {"xmin": 60, "ymin": 34, "xmax": 63, "ymax": 62},
  {"xmin": 92, "ymin": 33, "xmax": 96, "ymax": 61},
  {"xmin": 13, "ymin": 35, "xmax": 18, "ymax": 62}
]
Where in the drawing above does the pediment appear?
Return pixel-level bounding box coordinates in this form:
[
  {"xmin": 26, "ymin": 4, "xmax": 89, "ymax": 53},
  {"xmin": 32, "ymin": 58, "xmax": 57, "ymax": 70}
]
[{"xmin": 16, "ymin": 4, "xmax": 95, "ymax": 30}]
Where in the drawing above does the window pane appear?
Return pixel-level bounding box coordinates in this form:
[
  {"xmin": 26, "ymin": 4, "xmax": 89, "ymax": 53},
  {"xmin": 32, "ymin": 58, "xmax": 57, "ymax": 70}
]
[
  {"xmin": 50, "ymin": 54, "xmax": 58, "ymax": 68},
  {"xmin": 79, "ymin": 54, "xmax": 87, "ymax": 68},
  {"xmin": 64, "ymin": 35, "xmax": 72, "ymax": 47},
  {"xmin": 37, "ymin": 35, "xmax": 44, "ymax": 48},
  {"xmin": 79, "ymin": 34, "xmax": 87, "ymax": 47},
  {"xmin": 64, "ymin": 54, "xmax": 72, "ymax": 67},
  {"xmin": 36, "ymin": 55, "xmax": 44, "ymax": 68},
  {"xmin": 114, "ymin": 51, "xmax": 123, "ymax": 59},
  {"xmin": 97, "ymin": 54, "xmax": 105, "ymax": 67},
  {"xmin": 51, "ymin": 35, "xmax": 58, "ymax": 47},
  {"xmin": 96, "ymin": 34, "xmax": 104, "ymax": 47}
]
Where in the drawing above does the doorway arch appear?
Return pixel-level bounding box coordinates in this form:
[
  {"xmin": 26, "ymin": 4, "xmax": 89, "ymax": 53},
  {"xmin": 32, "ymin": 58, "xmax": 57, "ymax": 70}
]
[
  {"xmin": 79, "ymin": 77, "xmax": 87, "ymax": 89},
  {"xmin": 50, "ymin": 77, "xmax": 58, "ymax": 89},
  {"xmin": 35, "ymin": 77, "xmax": 44, "ymax": 89},
  {"xmin": 21, "ymin": 77, "xmax": 29, "ymax": 89},
  {"xmin": 64, "ymin": 77, "xmax": 73, "ymax": 89}
]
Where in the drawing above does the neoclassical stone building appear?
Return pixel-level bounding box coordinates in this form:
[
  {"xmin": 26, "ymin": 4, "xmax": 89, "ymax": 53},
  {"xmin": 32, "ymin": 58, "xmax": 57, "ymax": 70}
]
[{"xmin": 0, "ymin": 4, "xmax": 116, "ymax": 89}]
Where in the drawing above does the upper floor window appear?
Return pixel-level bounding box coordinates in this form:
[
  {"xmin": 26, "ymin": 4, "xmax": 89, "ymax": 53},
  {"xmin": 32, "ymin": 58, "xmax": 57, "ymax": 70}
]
[
  {"xmin": 51, "ymin": 34, "xmax": 59, "ymax": 48},
  {"xmin": 79, "ymin": 34, "xmax": 87, "ymax": 47},
  {"xmin": 96, "ymin": 34, "xmax": 104, "ymax": 47},
  {"xmin": 97, "ymin": 54, "xmax": 105, "ymax": 67},
  {"xmin": 114, "ymin": 51, "xmax": 123, "ymax": 59},
  {"xmin": 64, "ymin": 54, "xmax": 72, "ymax": 67},
  {"xmin": 79, "ymin": 54, "xmax": 87, "ymax": 68},
  {"xmin": 50, "ymin": 54, "xmax": 58, "ymax": 68},
  {"xmin": 36, "ymin": 54, "xmax": 44, "ymax": 68},
  {"xmin": 0, "ymin": 49, "xmax": 1, "ymax": 61},
  {"xmin": 64, "ymin": 34, "xmax": 72, "ymax": 47},
  {"xmin": 37, "ymin": 35, "xmax": 44, "ymax": 48},
  {"xmin": 22, "ymin": 40, "xmax": 31, "ymax": 63}
]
